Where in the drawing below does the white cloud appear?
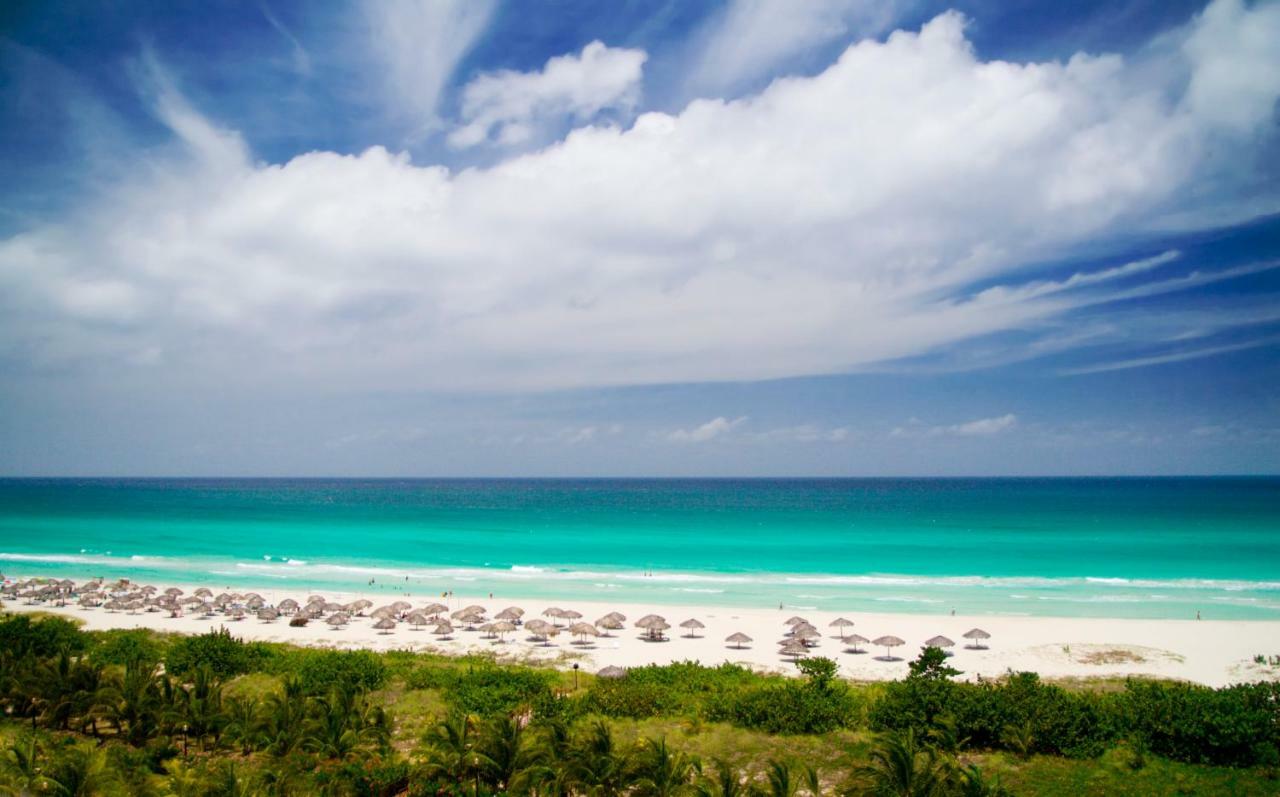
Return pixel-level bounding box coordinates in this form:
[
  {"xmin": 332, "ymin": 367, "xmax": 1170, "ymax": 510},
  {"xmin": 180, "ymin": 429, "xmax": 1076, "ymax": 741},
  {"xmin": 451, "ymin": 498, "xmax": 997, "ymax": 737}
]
[
  {"xmin": 365, "ymin": 0, "xmax": 496, "ymax": 134},
  {"xmin": 449, "ymin": 41, "xmax": 647, "ymax": 149},
  {"xmin": 667, "ymin": 416, "xmax": 747, "ymax": 443},
  {"xmin": 893, "ymin": 414, "xmax": 1018, "ymax": 438},
  {"xmin": 1, "ymin": 1, "xmax": 1278, "ymax": 394},
  {"xmin": 752, "ymin": 425, "xmax": 852, "ymax": 443},
  {"xmin": 684, "ymin": 0, "xmax": 905, "ymax": 98}
]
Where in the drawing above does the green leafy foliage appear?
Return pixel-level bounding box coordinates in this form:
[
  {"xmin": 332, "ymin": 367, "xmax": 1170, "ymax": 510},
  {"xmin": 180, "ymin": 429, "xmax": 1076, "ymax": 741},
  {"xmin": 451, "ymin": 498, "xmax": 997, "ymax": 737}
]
[
  {"xmin": 0, "ymin": 614, "xmax": 86, "ymax": 657},
  {"xmin": 269, "ymin": 648, "xmax": 389, "ymax": 694},
  {"xmin": 165, "ymin": 627, "xmax": 270, "ymax": 679},
  {"xmin": 1121, "ymin": 680, "xmax": 1280, "ymax": 767},
  {"xmin": 88, "ymin": 628, "xmax": 166, "ymax": 667}
]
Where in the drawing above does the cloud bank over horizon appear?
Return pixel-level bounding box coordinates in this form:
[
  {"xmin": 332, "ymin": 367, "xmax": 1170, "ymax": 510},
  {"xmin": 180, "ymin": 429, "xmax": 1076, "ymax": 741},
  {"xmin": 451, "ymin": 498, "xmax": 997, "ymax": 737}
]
[{"xmin": 0, "ymin": 0, "xmax": 1277, "ymax": 475}]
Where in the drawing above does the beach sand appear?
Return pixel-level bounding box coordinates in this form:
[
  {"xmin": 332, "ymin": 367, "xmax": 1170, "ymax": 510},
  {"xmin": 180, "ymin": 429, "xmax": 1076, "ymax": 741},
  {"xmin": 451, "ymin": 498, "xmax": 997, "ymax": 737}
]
[{"xmin": 9, "ymin": 581, "xmax": 1280, "ymax": 688}]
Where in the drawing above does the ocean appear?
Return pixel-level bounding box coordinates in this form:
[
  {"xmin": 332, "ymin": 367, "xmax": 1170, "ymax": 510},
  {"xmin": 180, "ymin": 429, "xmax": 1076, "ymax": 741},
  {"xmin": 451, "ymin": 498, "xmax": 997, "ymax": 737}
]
[{"xmin": 0, "ymin": 478, "xmax": 1277, "ymax": 620}]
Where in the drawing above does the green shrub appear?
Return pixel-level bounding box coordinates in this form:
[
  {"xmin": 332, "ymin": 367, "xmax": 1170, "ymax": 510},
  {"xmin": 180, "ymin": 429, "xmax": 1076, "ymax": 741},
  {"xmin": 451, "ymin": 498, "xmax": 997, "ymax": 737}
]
[
  {"xmin": 447, "ymin": 664, "xmax": 554, "ymax": 715},
  {"xmin": 88, "ymin": 628, "xmax": 165, "ymax": 667},
  {"xmin": 710, "ymin": 658, "xmax": 859, "ymax": 734},
  {"xmin": 165, "ymin": 628, "xmax": 269, "ymax": 679},
  {"xmin": 283, "ymin": 648, "xmax": 388, "ymax": 694},
  {"xmin": 0, "ymin": 614, "xmax": 87, "ymax": 658},
  {"xmin": 1121, "ymin": 680, "xmax": 1280, "ymax": 767}
]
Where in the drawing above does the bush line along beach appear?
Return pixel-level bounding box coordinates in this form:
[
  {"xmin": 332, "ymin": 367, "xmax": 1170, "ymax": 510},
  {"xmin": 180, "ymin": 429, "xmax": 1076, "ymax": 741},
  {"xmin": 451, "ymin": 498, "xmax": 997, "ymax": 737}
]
[{"xmin": 1, "ymin": 580, "xmax": 1278, "ymax": 795}]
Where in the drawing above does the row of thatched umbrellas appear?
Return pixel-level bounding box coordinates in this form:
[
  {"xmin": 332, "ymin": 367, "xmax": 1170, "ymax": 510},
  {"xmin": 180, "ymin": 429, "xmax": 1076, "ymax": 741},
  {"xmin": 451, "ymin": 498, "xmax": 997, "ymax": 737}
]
[
  {"xmin": 8, "ymin": 578, "xmax": 994, "ymax": 657},
  {"xmin": 770, "ymin": 615, "xmax": 992, "ymax": 661}
]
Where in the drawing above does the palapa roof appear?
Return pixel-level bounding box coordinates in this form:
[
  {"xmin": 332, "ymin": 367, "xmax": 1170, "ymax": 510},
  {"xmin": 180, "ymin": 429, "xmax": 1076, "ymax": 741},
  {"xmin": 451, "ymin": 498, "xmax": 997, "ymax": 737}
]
[
  {"xmin": 595, "ymin": 615, "xmax": 624, "ymax": 629},
  {"xmin": 725, "ymin": 632, "xmax": 752, "ymax": 644},
  {"xmin": 847, "ymin": 633, "xmax": 870, "ymax": 645},
  {"xmin": 872, "ymin": 635, "xmax": 905, "ymax": 647},
  {"xmin": 597, "ymin": 665, "xmax": 628, "ymax": 679},
  {"xmin": 421, "ymin": 603, "xmax": 448, "ymax": 616},
  {"xmin": 830, "ymin": 617, "xmax": 855, "ymax": 627},
  {"xmin": 784, "ymin": 616, "xmax": 809, "ymax": 626},
  {"xmin": 495, "ymin": 607, "xmax": 524, "ymax": 620},
  {"xmin": 569, "ymin": 621, "xmax": 600, "ymax": 636},
  {"xmin": 925, "ymin": 635, "xmax": 955, "ymax": 648},
  {"xmin": 963, "ymin": 628, "xmax": 991, "ymax": 639},
  {"xmin": 326, "ymin": 612, "xmax": 350, "ymax": 626},
  {"xmin": 373, "ymin": 618, "xmax": 397, "ymax": 631},
  {"xmin": 636, "ymin": 614, "xmax": 667, "ymax": 628}
]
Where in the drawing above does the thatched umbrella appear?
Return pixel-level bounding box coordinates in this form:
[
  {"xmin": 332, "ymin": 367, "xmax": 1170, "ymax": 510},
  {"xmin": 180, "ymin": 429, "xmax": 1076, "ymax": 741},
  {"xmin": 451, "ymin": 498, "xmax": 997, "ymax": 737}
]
[
  {"xmin": 278, "ymin": 598, "xmax": 299, "ymax": 614},
  {"xmin": 594, "ymin": 615, "xmax": 625, "ymax": 636},
  {"xmin": 307, "ymin": 594, "xmax": 325, "ymax": 603},
  {"xmin": 543, "ymin": 607, "xmax": 566, "ymax": 627},
  {"xmin": 391, "ymin": 601, "xmax": 412, "ymax": 613},
  {"xmin": 194, "ymin": 587, "xmax": 213, "ymax": 598},
  {"xmin": 924, "ymin": 635, "xmax": 955, "ymax": 652},
  {"xmin": 679, "ymin": 619, "xmax": 705, "ymax": 638},
  {"xmin": 228, "ymin": 606, "xmax": 247, "ymax": 621},
  {"xmin": 779, "ymin": 640, "xmax": 809, "ymax": 661},
  {"xmin": 872, "ymin": 635, "xmax": 905, "ymax": 660},
  {"xmin": 561, "ymin": 609, "xmax": 584, "ymax": 623},
  {"xmin": 246, "ymin": 596, "xmax": 265, "ymax": 610},
  {"xmin": 215, "ymin": 593, "xmax": 234, "ymax": 607},
  {"xmin": 793, "ymin": 626, "xmax": 821, "ymax": 646},
  {"xmin": 461, "ymin": 604, "xmax": 485, "ymax": 615},
  {"xmin": 451, "ymin": 609, "xmax": 484, "ymax": 630},
  {"xmin": 636, "ymin": 615, "xmax": 670, "ymax": 641},
  {"xmin": 244, "ymin": 592, "xmax": 263, "ymax": 603},
  {"xmin": 525, "ymin": 619, "xmax": 557, "ymax": 645},
  {"xmin": 596, "ymin": 665, "xmax": 627, "ymax": 679},
  {"xmin": 784, "ymin": 616, "xmax": 809, "ymax": 628},
  {"xmin": 258, "ymin": 608, "xmax": 279, "ymax": 622},
  {"xmin": 322, "ymin": 602, "xmax": 344, "ymax": 614},
  {"xmin": 374, "ymin": 617, "xmax": 397, "ymax": 635},
  {"xmin": 495, "ymin": 607, "xmax": 524, "ymax": 622},
  {"xmin": 491, "ymin": 620, "xmax": 517, "ymax": 642},
  {"xmin": 479, "ymin": 622, "xmax": 499, "ymax": 639},
  {"xmin": 348, "ymin": 599, "xmax": 373, "ymax": 615},
  {"xmin": 432, "ymin": 621, "xmax": 455, "ymax": 640},
  {"xmin": 406, "ymin": 612, "xmax": 431, "ymax": 630},
  {"xmin": 164, "ymin": 587, "xmax": 183, "ymax": 597},
  {"xmin": 829, "ymin": 618, "xmax": 855, "ymax": 640},
  {"xmin": 422, "ymin": 602, "xmax": 448, "ymax": 619},
  {"xmin": 726, "ymin": 632, "xmax": 752, "ymax": 649},
  {"xmin": 963, "ymin": 628, "xmax": 991, "ymax": 650},
  {"xmin": 846, "ymin": 633, "xmax": 870, "ymax": 654},
  {"xmin": 371, "ymin": 606, "xmax": 396, "ymax": 620},
  {"xmin": 326, "ymin": 612, "xmax": 350, "ymax": 628},
  {"xmin": 569, "ymin": 622, "xmax": 600, "ymax": 645}
]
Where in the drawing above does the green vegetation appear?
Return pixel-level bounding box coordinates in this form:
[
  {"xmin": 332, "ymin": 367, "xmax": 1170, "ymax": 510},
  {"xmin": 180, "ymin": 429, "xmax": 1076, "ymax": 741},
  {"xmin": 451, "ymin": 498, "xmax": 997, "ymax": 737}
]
[{"xmin": 0, "ymin": 614, "xmax": 1276, "ymax": 795}]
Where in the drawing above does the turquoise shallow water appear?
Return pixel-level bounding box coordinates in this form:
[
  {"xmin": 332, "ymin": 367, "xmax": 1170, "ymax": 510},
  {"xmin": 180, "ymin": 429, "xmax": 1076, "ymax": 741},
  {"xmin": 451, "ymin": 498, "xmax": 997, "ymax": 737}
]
[{"xmin": 0, "ymin": 478, "xmax": 1277, "ymax": 619}]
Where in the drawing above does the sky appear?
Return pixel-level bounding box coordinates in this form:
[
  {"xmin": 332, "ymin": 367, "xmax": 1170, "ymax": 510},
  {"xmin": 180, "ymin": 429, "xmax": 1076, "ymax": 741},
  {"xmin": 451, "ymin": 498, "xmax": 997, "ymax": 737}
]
[{"xmin": 1, "ymin": 0, "xmax": 1278, "ymax": 477}]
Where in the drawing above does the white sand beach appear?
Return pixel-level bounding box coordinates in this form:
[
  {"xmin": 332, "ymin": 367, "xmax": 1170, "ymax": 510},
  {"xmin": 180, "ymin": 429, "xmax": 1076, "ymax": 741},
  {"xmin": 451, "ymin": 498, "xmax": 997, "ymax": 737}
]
[{"xmin": 8, "ymin": 578, "xmax": 1280, "ymax": 688}]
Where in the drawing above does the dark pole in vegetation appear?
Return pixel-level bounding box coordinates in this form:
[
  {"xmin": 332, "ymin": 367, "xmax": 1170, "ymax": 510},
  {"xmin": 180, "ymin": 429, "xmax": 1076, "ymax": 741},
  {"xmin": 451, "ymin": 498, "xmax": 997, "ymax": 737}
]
[{"xmin": 573, "ymin": 662, "xmax": 580, "ymax": 690}]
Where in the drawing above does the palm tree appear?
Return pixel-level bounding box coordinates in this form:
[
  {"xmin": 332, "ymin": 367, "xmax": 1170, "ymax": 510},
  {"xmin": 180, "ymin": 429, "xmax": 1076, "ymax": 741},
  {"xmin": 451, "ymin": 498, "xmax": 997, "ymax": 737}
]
[
  {"xmin": 422, "ymin": 711, "xmax": 481, "ymax": 791},
  {"xmin": 855, "ymin": 730, "xmax": 951, "ymax": 797},
  {"xmin": 43, "ymin": 742, "xmax": 117, "ymax": 797},
  {"xmin": 954, "ymin": 764, "xmax": 1011, "ymax": 797},
  {"xmin": 632, "ymin": 737, "xmax": 701, "ymax": 797},
  {"xmin": 695, "ymin": 758, "xmax": 750, "ymax": 797},
  {"xmin": 223, "ymin": 695, "xmax": 262, "ymax": 756},
  {"xmin": 801, "ymin": 764, "xmax": 824, "ymax": 797},
  {"xmin": 567, "ymin": 720, "xmax": 634, "ymax": 797},
  {"xmin": 764, "ymin": 760, "xmax": 798, "ymax": 797},
  {"xmin": 475, "ymin": 714, "xmax": 544, "ymax": 793},
  {"xmin": 99, "ymin": 658, "xmax": 162, "ymax": 746},
  {"xmin": 0, "ymin": 735, "xmax": 54, "ymax": 795},
  {"xmin": 181, "ymin": 666, "xmax": 226, "ymax": 751},
  {"xmin": 260, "ymin": 679, "xmax": 308, "ymax": 758}
]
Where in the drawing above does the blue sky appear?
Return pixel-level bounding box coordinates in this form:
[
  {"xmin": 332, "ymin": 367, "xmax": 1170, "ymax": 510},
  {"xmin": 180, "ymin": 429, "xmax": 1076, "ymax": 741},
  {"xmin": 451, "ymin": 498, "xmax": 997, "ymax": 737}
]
[{"xmin": 1, "ymin": 0, "xmax": 1278, "ymax": 476}]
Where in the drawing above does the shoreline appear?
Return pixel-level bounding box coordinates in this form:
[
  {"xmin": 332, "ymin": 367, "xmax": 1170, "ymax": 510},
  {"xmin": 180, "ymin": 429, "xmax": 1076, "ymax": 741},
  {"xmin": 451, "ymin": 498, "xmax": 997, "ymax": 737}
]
[{"xmin": 6, "ymin": 574, "xmax": 1280, "ymax": 688}]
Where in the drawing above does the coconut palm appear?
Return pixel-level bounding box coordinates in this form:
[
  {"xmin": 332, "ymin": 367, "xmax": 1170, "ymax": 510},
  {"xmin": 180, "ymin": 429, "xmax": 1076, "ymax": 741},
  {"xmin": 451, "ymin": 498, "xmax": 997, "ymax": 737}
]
[
  {"xmin": 222, "ymin": 695, "xmax": 261, "ymax": 755},
  {"xmin": 632, "ymin": 737, "xmax": 701, "ymax": 797},
  {"xmin": 475, "ymin": 714, "xmax": 544, "ymax": 793},
  {"xmin": 0, "ymin": 735, "xmax": 54, "ymax": 795},
  {"xmin": 695, "ymin": 758, "xmax": 751, "ymax": 797},
  {"xmin": 855, "ymin": 729, "xmax": 951, "ymax": 797},
  {"xmin": 422, "ymin": 711, "xmax": 481, "ymax": 789},
  {"xmin": 567, "ymin": 720, "xmax": 634, "ymax": 797},
  {"xmin": 763, "ymin": 759, "xmax": 797, "ymax": 797}
]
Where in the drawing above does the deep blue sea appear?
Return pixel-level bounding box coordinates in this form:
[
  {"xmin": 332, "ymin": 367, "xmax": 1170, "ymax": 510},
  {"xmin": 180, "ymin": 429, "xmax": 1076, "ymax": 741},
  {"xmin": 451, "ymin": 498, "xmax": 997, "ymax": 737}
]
[{"xmin": 1, "ymin": 478, "xmax": 1277, "ymax": 619}]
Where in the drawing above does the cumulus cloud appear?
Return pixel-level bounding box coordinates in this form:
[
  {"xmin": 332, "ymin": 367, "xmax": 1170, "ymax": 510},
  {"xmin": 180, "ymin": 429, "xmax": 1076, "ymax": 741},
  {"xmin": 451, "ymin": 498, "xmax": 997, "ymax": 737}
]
[
  {"xmin": 667, "ymin": 416, "xmax": 747, "ymax": 443},
  {"xmin": 1, "ymin": 1, "xmax": 1278, "ymax": 393},
  {"xmin": 449, "ymin": 41, "xmax": 647, "ymax": 148},
  {"xmin": 893, "ymin": 414, "xmax": 1018, "ymax": 438}
]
